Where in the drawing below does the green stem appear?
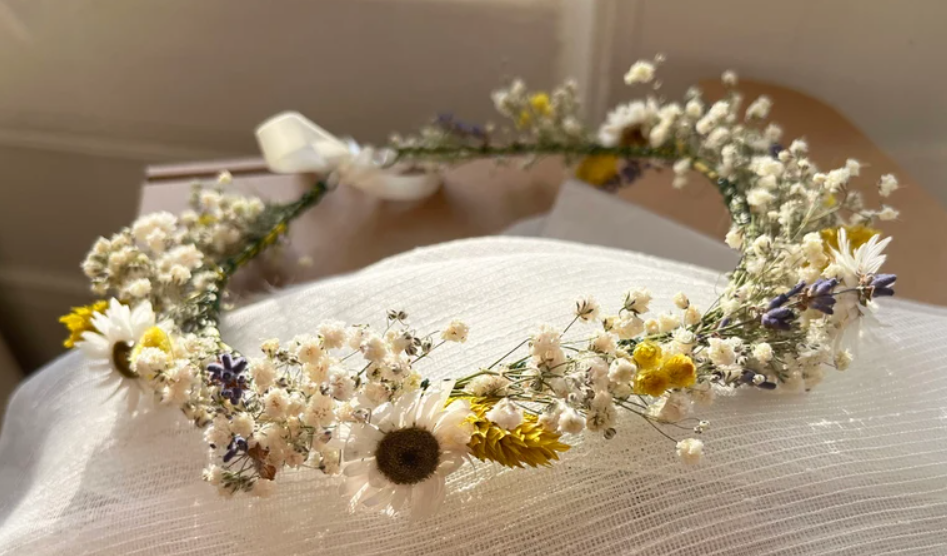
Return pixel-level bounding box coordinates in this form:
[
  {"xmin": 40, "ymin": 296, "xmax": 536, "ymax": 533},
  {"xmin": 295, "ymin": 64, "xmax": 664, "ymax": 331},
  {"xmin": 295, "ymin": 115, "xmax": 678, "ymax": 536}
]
[
  {"xmin": 486, "ymin": 338, "xmax": 530, "ymax": 370},
  {"xmin": 394, "ymin": 143, "xmax": 680, "ymax": 161},
  {"xmin": 200, "ymin": 181, "xmax": 330, "ymax": 338},
  {"xmin": 395, "ymin": 143, "xmax": 750, "ymax": 223}
]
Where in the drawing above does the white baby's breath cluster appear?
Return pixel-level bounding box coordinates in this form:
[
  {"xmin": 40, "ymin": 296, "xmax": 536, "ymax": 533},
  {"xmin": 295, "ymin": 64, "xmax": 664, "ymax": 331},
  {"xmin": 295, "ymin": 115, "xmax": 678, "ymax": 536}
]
[
  {"xmin": 200, "ymin": 312, "xmax": 469, "ymax": 498},
  {"xmin": 66, "ymin": 57, "xmax": 902, "ymax": 517},
  {"xmin": 81, "ymin": 182, "xmax": 265, "ymax": 313}
]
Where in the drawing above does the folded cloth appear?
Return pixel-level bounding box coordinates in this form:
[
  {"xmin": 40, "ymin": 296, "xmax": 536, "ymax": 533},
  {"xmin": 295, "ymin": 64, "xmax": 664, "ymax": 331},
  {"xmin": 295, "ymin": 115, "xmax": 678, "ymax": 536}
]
[
  {"xmin": 501, "ymin": 180, "xmax": 738, "ymax": 271},
  {"xmin": 1, "ymin": 238, "xmax": 945, "ymax": 555}
]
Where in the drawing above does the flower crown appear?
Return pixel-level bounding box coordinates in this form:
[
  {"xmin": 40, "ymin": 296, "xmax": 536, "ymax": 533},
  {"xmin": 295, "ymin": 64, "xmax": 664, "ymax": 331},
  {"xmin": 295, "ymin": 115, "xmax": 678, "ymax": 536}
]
[{"xmin": 60, "ymin": 59, "xmax": 900, "ymax": 518}]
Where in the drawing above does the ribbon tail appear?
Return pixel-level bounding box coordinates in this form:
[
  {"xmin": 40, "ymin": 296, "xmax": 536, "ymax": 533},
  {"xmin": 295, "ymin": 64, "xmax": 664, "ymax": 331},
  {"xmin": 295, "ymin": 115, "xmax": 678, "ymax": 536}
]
[
  {"xmin": 255, "ymin": 111, "xmax": 351, "ymax": 174},
  {"xmin": 344, "ymin": 168, "xmax": 442, "ymax": 202}
]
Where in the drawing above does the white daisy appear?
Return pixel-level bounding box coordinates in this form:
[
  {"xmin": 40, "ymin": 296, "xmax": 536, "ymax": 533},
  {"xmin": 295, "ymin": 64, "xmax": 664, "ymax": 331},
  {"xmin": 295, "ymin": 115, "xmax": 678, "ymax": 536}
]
[
  {"xmin": 597, "ymin": 101, "xmax": 654, "ymax": 147},
  {"xmin": 76, "ymin": 298, "xmax": 160, "ymax": 411},
  {"xmin": 830, "ymin": 229, "xmax": 892, "ymax": 285},
  {"xmin": 340, "ymin": 379, "xmax": 473, "ymax": 517}
]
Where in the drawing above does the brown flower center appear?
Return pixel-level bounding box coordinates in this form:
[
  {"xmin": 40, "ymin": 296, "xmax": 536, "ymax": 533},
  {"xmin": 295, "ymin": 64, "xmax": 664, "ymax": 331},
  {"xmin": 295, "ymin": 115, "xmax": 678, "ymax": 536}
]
[
  {"xmin": 111, "ymin": 341, "xmax": 139, "ymax": 379},
  {"xmin": 374, "ymin": 427, "xmax": 440, "ymax": 485}
]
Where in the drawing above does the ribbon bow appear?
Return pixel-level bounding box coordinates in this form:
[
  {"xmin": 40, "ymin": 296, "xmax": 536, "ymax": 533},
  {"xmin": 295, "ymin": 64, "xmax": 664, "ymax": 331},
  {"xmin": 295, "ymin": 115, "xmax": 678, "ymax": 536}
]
[{"xmin": 255, "ymin": 112, "xmax": 440, "ymax": 201}]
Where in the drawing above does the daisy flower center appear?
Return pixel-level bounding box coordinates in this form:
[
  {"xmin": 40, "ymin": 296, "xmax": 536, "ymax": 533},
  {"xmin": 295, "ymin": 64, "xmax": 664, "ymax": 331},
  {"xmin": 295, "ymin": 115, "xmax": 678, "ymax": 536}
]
[
  {"xmin": 374, "ymin": 427, "xmax": 440, "ymax": 485},
  {"xmin": 111, "ymin": 341, "xmax": 139, "ymax": 379}
]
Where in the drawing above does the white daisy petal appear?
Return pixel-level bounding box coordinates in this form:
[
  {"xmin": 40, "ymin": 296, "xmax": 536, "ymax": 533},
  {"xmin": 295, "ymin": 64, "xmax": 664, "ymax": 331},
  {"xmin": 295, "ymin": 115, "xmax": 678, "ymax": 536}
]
[
  {"xmin": 342, "ymin": 459, "xmax": 372, "ymax": 477},
  {"xmin": 411, "ymin": 475, "xmax": 446, "ymax": 519},
  {"xmin": 78, "ymin": 333, "xmax": 109, "ymax": 358},
  {"xmin": 350, "ymin": 483, "xmax": 377, "ymax": 507},
  {"xmin": 389, "ymin": 485, "xmax": 411, "ymax": 513},
  {"xmin": 437, "ymin": 453, "xmax": 464, "ymax": 475},
  {"xmin": 90, "ymin": 313, "xmax": 115, "ymax": 338},
  {"xmin": 110, "ymin": 300, "xmax": 134, "ymax": 339},
  {"xmin": 433, "ymin": 400, "xmax": 471, "ymax": 436},
  {"xmin": 343, "ymin": 425, "xmax": 381, "ymax": 460},
  {"xmin": 340, "ymin": 474, "xmax": 370, "ymax": 498},
  {"xmin": 415, "ymin": 379, "xmax": 455, "ymax": 429},
  {"xmin": 129, "ymin": 301, "xmax": 156, "ymax": 337},
  {"xmin": 361, "ymin": 485, "xmax": 395, "ymax": 508},
  {"xmin": 367, "ymin": 463, "xmax": 389, "ymax": 488},
  {"xmin": 386, "ymin": 392, "xmax": 417, "ymax": 429}
]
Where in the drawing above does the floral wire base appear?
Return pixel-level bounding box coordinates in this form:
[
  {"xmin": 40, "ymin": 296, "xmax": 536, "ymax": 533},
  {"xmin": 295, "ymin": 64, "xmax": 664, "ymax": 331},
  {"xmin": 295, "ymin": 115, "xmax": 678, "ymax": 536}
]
[{"xmin": 60, "ymin": 58, "xmax": 900, "ymax": 518}]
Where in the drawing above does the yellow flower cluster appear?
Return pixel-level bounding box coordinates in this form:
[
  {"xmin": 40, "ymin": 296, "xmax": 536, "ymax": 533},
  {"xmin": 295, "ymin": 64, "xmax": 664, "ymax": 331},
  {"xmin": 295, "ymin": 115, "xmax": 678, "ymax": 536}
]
[
  {"xmin": 517, "ymin": 92, "xmax": 553, "ymax": 128},
  {"xmin": 464, "ymin": 397, "xmax": 570, "ymax": 468},
  {"xmin": 58, "ymin": 300, "xmax": 109, "ymax": 348},
  {"xmin": 575, "ymin": 155, "xmax": 620, "ymax": 187},
  {"xmin": 632, "ymin": 342, "xmax": 696, "ymax": 397}
]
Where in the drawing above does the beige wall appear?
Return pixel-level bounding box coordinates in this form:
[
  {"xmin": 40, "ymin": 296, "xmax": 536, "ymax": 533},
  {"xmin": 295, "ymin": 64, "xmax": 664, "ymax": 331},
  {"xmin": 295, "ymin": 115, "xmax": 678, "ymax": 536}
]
[
  {"xmin": 0, "ymin": 146, "xmax": 149, "ymax": 370},
  {"xmin": 0, "ymin": 0, "xmax": 945, "ymax": 378},
  {"xmin": 0, "ymin": 0, "xmax": 562, "ymax": 375}
]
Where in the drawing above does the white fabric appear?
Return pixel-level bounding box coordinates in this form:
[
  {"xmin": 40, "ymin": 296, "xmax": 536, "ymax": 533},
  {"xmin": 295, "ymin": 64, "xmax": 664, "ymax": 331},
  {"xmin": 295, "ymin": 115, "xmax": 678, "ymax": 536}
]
[{"xmin": 1, "ymin": 237, "xmax": 946, "ymax": 555}]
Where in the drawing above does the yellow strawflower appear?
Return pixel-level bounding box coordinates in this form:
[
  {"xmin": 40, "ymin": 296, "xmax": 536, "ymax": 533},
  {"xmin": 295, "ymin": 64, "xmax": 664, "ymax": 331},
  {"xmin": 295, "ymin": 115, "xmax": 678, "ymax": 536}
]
[
  {"xmin": 517, "ymin": 92, "xmax": 553, "ymax": 128},
  {"xmin": 198, "ymin": 213, "xmax": 218, "ymax": 226},
  {"xmin": 634, "ymin": 368, "xmax": 669, "ymax": 397},
  {"xmin": 465, "ymin": 398, "xmax": 570, "ymax": 468},
  {"xmin": 131, "ymin": 326, "xmax": 174, "ymax": 361},
  {"xmin": 661, "ymin": 354, "xmax": 696, "ymax": 389},
  {"xmin": 633, "ymin": 341, "xmax": 663, "ymax": 369},
  {"xmin": 59, "ymin": 300, "xmax": 109, "ymax": 348},
  {"xmin": 575, "ymin": 155, "xmax": 620, "ymax": 186}
]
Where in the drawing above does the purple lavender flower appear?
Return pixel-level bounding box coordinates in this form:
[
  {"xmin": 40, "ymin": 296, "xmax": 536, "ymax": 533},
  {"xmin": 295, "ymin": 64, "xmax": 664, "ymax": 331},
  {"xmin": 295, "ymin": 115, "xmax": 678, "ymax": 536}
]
[
  {"xmin": 435, "ymin": 113, "xmax": 486, "ymax": 139},
  {"xmin": 223, "ymin": 436, "xmax": 248, "ymax": 463},
  {"xmin": 208, "ymin": 353, "xmax": 248, "ymax": 405},
  {"xmin": 620, "ymin": 160, "xmax": 646, "ymax": 183},
  {"xmin": 767, "ymin": 281, "xmax": 806, "ymax": 311},
  {"xmin": 805, "ymin": 278, "xmax": 839, "ymax": 315},
  {"xmin": 867, "ymin": 273, "xmax": 897, "ymax": 298},
  {"xmin": 762, "ymin": 307, "xmax": 794, "ymax": 330}
]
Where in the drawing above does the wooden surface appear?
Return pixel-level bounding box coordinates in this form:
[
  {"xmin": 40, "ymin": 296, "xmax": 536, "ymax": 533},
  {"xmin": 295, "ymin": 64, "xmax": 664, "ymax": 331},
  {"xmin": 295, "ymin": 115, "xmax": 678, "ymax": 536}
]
[{"xmin": 142, "ymin": 80, "xmax": 947, "ymax": 306}]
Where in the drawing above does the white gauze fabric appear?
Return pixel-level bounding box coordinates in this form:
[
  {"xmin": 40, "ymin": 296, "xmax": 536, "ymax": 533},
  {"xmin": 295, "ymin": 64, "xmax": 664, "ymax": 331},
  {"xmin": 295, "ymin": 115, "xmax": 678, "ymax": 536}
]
[{"xmin": 1, "ymin": 237, "xmax": 946, "ymax": 555}]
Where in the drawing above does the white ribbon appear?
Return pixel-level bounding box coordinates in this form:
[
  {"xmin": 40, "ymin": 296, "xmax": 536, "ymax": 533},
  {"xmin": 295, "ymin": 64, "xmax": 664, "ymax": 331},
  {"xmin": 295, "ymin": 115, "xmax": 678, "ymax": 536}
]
[{"xmin": 255, "ymin": 112, "xmax": 441, "ymax": 201}]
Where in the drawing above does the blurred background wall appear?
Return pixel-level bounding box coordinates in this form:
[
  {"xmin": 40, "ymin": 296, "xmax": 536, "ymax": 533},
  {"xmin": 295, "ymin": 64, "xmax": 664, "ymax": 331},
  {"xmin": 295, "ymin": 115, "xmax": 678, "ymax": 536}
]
[{"xmin": 0, "ymin": 0, "xmax": 944, "ymax": 384}]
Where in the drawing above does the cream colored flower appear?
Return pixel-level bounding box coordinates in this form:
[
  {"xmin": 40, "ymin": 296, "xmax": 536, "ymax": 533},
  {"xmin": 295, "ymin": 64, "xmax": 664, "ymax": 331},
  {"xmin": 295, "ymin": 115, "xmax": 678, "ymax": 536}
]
[
  {"xmin": 676, "ymin": 438, "xmax": 704, "ymax": 465},
  {"xmin": 441, "ymin": 320, "xmax": 469, "ymax": 343},
  {"xmin": 624, "ymin": 60, "xmax": 655, "ymax": 85}
]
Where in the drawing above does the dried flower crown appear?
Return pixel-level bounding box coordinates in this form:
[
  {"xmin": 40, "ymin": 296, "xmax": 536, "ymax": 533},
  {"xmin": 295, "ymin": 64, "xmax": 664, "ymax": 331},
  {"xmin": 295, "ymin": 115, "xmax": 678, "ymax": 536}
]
[{"xmin": 61, "ymin": 59, "xmax": 900, "ymax": 518}]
